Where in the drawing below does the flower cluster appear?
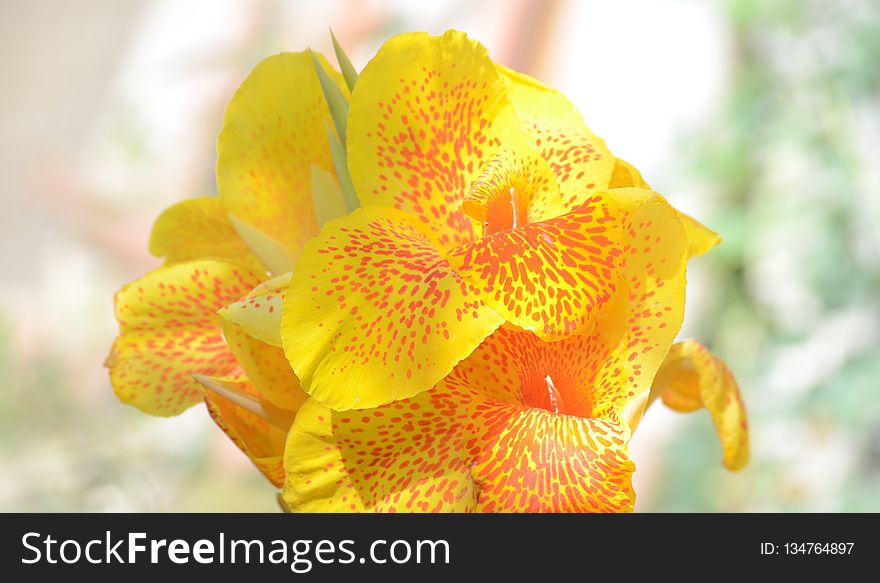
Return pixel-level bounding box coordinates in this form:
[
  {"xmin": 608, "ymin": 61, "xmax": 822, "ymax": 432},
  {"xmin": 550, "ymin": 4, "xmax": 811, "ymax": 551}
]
[{"xmin": 107, "ymin": 30, "xmax": 748, "ymax": 512}]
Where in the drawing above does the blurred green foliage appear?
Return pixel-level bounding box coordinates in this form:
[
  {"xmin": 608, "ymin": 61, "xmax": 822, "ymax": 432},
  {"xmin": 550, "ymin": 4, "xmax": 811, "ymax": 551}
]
[{"xmin": 645, "ymin": 0, "xmax": 880, "ymax": 511}]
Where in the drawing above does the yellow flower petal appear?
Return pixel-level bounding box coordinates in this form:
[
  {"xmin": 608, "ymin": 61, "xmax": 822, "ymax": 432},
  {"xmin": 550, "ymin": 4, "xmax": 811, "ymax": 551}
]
[
  {"xmin": 222, "ymin": 322, "xmax": 307, "ymax": 412},
  {"xmin": 219, "ymin": 271, "xmax": 289, "ymax": 347},
  {"xmin": 283, "ymin": 374, "xmax": 634, "ymax": 513},
  {"xmin": 106, "ymin": 260, "xmax": 264, "ymax": 416},
  {"xmin": 608, "ymin": 157, "xmax": 721, "ymax": 258},
  {"xmin": 148, "ymin": 196, "xmax": 261, "ymax": 269},
  {"xmin": 676, "ymin": 210, "xmax": 721, "ymax": 258},
  {"xmin": 201, "ymin": 374, "xmax": 291, "ymax": 487},
  {"xmin": 283, "ymin": 394, "xmax": 477, "ymax": 512},
  {"xmin": 281, "ymin": 206, "xmax": 504, "ymax": 410},
  {"xmin": 448, "ymin": 193, "xmax": 623, "ymax": 340},
  {"xmin": 347, "ymin": 30, "xmax": 516, "ymax": 249},
  {"xmin": 652, "ymin": 340, "xmax": 749, "ymax": 471},
  {"xmin": 498, "ymin": 65, "xmax": 615, "ymax": 210},
  {"xmin": 217, "ymin": 51, "xmax": 346, "ymax": 257},
  {"xmin": 470, "ymin": 407, "xmax": 634, "ymax": 512},
  {"xmin": 448, "ymin": 188, "xmax": 685, "ymax": 342}
]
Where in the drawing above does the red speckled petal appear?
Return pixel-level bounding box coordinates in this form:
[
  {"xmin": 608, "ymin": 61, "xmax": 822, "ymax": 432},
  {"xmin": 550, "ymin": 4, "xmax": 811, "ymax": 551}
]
[
  {"xmin": 203, "ymin": 375, "xmax": 289, "ymax": 487},
  {"xmin": 217, "ymin": 51, "xmax": 346, "ymax": 257},
  {"xmin": 448, "ymin": 191, "xmax": 688, "ymax": 420},
  {"xmin": 653, "ymin": 340, "xmax": 749, "ymax": 471},
  {"xmin": 447, "ymin": 193, "xmax": 624, "ymax": 340},
  {"xmin": 498, "ymin": 65, "xmax": 615, "ymax": 210},
  {"xmin": 469, "ymin": 404, "xmax": 634, "ymax": 512},
  {"xmin": 347, "ymin": 30, "xmax": 517, "ymax": 250},
  {"xmin": 281, "ymin": 206, "xmax": 504, "ymax": 410},
  {"xmin": 148, "ymin": 196, "xmax": 262, "ymax": 269},
  {"xmin": 106, "ymin": 260, "xmax": 264, "ymax": 416},
  {"xmin": 283, "ymin": 377, "xmax": 635, "ymax": 513},
  {"xmin": 283, "ymin": 390, "xmax": 478, "ymax": 512},
  {"xmin": 222, "ymin": 321, "xmax": 308, "ymax": 412}
]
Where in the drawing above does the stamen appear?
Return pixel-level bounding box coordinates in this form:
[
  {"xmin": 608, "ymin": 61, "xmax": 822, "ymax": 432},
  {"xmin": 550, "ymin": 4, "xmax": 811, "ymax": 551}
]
[
  {"xmin": 544, "ymin": 374, "xmax": 565, "ymax": 414},
  {"xmin": 509, "ymin": 186, "xmax": 520, "ymax": 229}
]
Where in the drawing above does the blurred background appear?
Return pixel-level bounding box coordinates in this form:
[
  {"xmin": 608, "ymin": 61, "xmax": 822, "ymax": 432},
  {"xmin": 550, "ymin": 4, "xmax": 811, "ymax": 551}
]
[{"xmin": 1, "ymin": 0, "xmax": 878, "ymax": 512}]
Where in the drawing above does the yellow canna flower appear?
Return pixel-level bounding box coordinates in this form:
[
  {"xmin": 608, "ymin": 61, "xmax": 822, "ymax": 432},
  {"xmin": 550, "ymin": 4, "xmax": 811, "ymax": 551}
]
[{"xmin": 106, "ymin": 29, "xmax": 748, "ymax": 510}]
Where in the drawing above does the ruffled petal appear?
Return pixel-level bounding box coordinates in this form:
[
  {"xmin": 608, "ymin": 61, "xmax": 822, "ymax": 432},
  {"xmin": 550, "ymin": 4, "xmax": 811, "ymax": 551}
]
[
  {"xmin": 283, "ymin": 393, "xmax": 477, "ymax": 512},
  {"xmin": 608, "ymin": 157, "xmax": 720, "ymax": 258},
  {"xmin": 469, "ymin": 404, "xmax": 634, "ymax": 512},
  {"xmin": 282, "ymin": 206, "xmax": 504, "ymax": 410},
  {"xmin": 217, "ymin": 51, "xmax": 346, "ymax": 257},
  {"xmin": 106, "ymin": 260, "xmax": 264, "ymax": 416},
  {"xmin": 347, "ymin": 30, "xmax": 518, "ymax": 249},
  {"xmin": 447, "ymin": 193, "xmax": 623, "ymax": 340},
  {"xmin": 283, "ymin": 364, "xmax": 637, "ymax": 513},
  {"xmin": 148, "ymin": 196, "xmax": 262, "ymax": 269},
  {"xmin": 652, "ymin": 340, "xmax": 749, "ymax": 471},
  {"xmin": 498, "ymin": 65, "xmax": 615, "ymax": 210}
]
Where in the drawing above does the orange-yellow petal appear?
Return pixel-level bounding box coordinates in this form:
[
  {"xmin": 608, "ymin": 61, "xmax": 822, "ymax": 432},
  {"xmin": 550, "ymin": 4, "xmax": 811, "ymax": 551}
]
[
  {"xmin": 347, "ymin": 30, "xmax": 518, "ymax": 249},
  {"xmin": 217, "ymin": 51, "xmax": 346, "ymax": 258},
  {"xmin": 498, "ymin": 65, "xmax": 615, "ymax": 210},
  {"xmin": 222, "ymin": 322, "xmax": 307, "ymax": 412},
  {"xmin": 281, "ymin": 206, "xmax": 504, "ymax": 410},
  {"xmin": 283, "ymin": 393, "xmax": 477, "ymax": 512},
  {"xmin": 470, "ymin": 405, "xmax": 634, "ymax": 512},
  {"xmin": 148, "ymin": 196, "xmax": 262, "ymax": 269},
  {"xmin": 202, "ymin": 374, "xmax": 291, "ymax": 487},
  {"xmin": 652, "ymin": 340, "xmax": 749, "ymax": 471},
  {"xmin": 608, "ymin": 157, "xmax": 721, "ymax": 258},
  {"xmin": 283, "ymin": 375, "xmax": 635, "ymax": 513},
  {"xmin": 106, "ymin": 260, "xmax": 264, "ymax": 416},
  {"xmin": 219, "ymin": 271, "xmax": 289, "ymax": 347},
  {"xmin": 447, "ymin": 194, "xmax": 623, "ymax": 340}
]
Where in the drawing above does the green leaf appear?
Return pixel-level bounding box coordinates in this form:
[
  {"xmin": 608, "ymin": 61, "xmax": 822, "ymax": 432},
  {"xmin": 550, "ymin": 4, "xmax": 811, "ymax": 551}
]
[
  {"xmin": 310, "ymin": 164, "xmax": 348, "ymax": 226},
  {"xmin": 330, "ymin": 29, "xmax": 358, "ymax": 92},
  {"xmin": 310, "ymin": 49, "xmax": 348, "ymax": 143},
  {"xmin": 228, "ymin": 214, "xmax": 297, "ymax": 275},
  {"xmin": 325, "ymin": 121, "xmax": 360, "ymax": 211}
]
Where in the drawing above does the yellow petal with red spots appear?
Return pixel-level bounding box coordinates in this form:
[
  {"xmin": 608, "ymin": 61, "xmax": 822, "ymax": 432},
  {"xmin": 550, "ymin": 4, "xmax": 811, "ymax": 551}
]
[
  {"xmin": 498, "ymin": 65, "xmax": 615, "ymax": 210},
  {"xmin": 469, "ymin": 406, "xmax": 634, "ymax": 512},
  {"xmin": 281, "ymin": 206, "xmax": 504, "ymax": 410},
  {"xmin": 608, "ymin": 157, "xmax": 720, "ymax": 258},
  {"xmin": 202, "ymin": 374, "xmax": 291, "ymax": 487},
  {"xmin": 283, "ymin": 394, "xmax": 477, "ymax": 512},
  {"xmin": 222, "ymin": 322, "xmax": 307, "ymax": 412},
  {"xmin": 217, "ymin": 51, "xmax": 346, "ymax": 257},
  {"xmin": 106, "ymin": 260, "xmax": 264, "ymax": 416},
  {"xmin": 652, "ymin": 340, "xmax": 749, "ymax": 471},
  {"xmin": 347, "ymin": 30, "xmax": 518, "ymax": 250},
  {"xmin": 460, "ymin": 136, "xmax": 564, "ymax": 237},
  {"xmin": 450, "ymin": 190, "xmax": 688, "ymax": 421},
  {"xmin": 219, "ymin": 271, "xmax": 289, "ymax": 347},
  {"xmin": 447, "ymin": 193, "xmax": 625, "ymax": 340},
  {"xmin": 283, "ymin": 374, "xmax": 635, "ymax": 513},
  {"xmin": 148, "ymin": 196, "xmax": 262, "ymax": 269}
]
